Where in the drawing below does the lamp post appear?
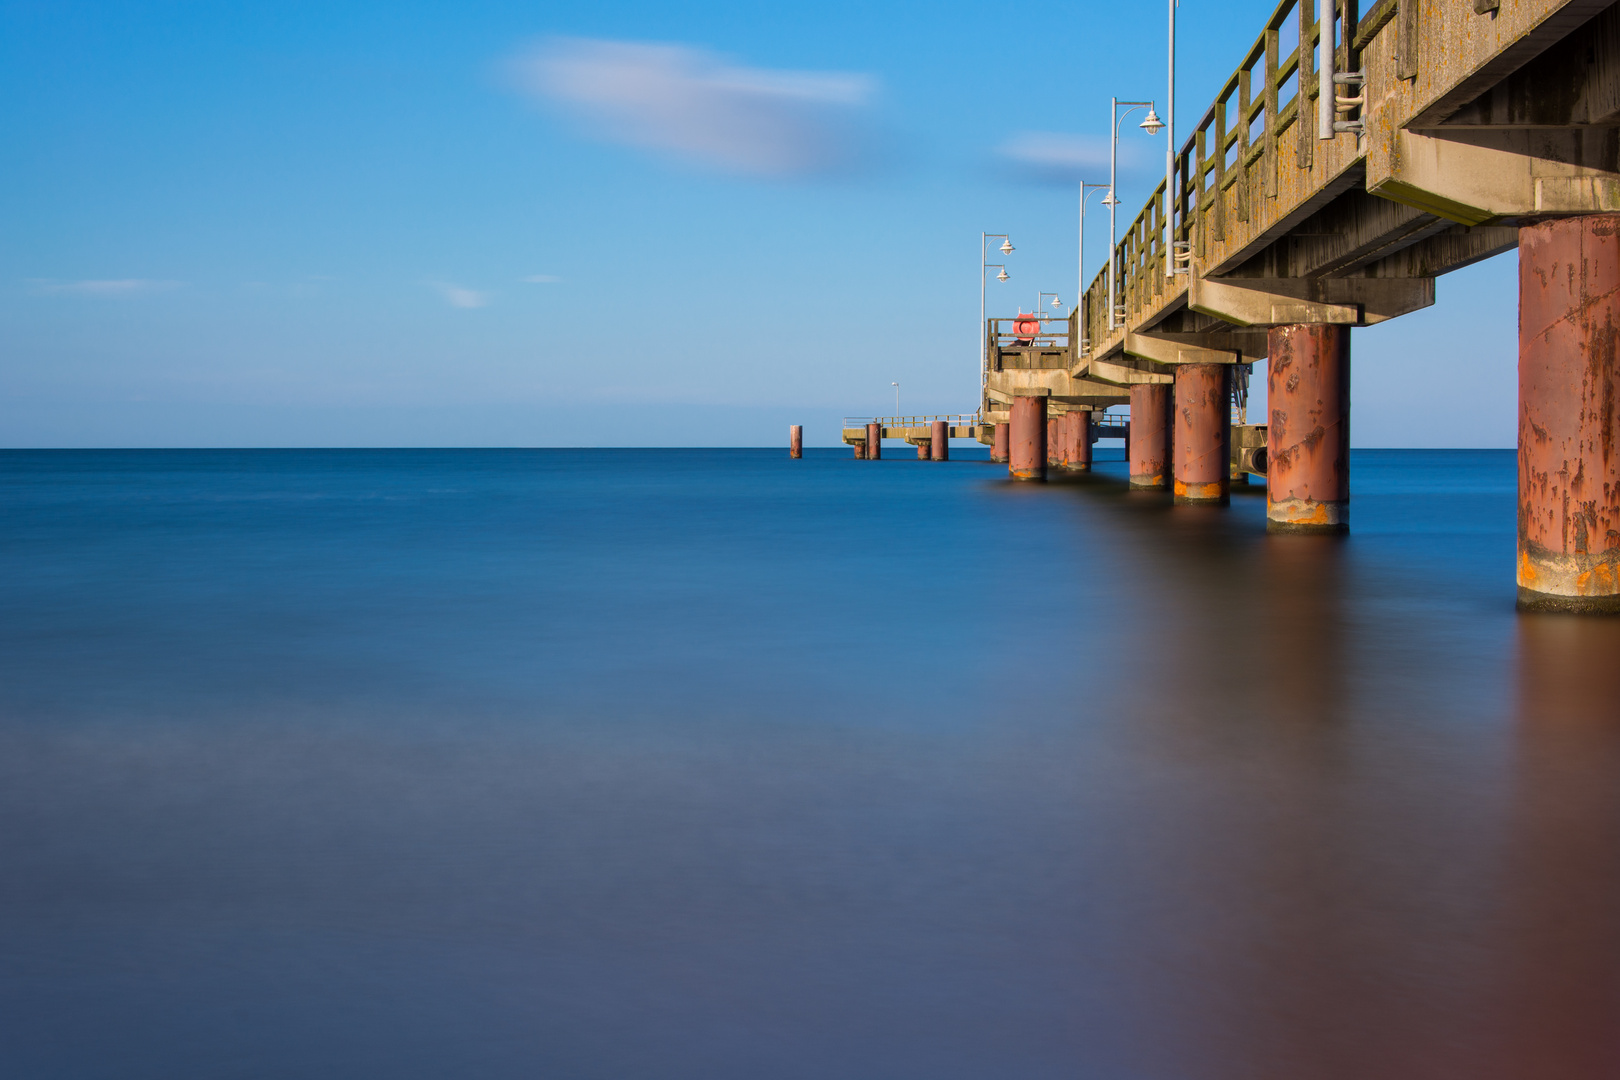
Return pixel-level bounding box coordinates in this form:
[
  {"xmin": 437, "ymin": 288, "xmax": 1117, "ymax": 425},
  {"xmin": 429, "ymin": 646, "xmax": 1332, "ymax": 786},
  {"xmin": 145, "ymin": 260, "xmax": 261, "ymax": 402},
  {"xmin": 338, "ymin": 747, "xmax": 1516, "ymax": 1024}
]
[
  {"xmin": 980, "ymin": 233, "xmax": 1013, "ymax": 400},
  {"xmin": 1106, "ymin": 98, "xmax": 1164, "ymax": 331},
  {"xmin": 1166, "ymin": 0, "xmax": 1181, "ymax": 278},
  {"xmin": 1077, "ymin": 181, "xmax": 1109, "ymax": 354},
  {"xmin": 891, "ymin": 381, "xmax": 900, "ymax": 416}
]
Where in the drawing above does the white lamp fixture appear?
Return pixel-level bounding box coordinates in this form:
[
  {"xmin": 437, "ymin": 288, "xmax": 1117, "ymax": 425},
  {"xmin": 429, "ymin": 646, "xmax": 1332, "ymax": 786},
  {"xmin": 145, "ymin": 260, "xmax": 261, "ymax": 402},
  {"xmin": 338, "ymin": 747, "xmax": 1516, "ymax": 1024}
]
[
  {"xmin": 1000, "ymin": 239, "xmax": 1014, "ymax": 254},
  {"xmin": 997, "ymin": 267, "xmax": 1010, "ymax": 282},
  {"xmin": 1140, "ymin": 108, "xmax": 1165, "ymax": 135}
]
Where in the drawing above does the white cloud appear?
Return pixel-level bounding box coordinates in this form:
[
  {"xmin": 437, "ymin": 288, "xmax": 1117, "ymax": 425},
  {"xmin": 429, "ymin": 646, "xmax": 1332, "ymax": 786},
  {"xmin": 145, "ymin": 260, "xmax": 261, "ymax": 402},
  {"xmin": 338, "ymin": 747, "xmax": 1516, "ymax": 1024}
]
[
  {"xmin": 510, "ymin": 37, "xmax": 878, "ymax": 178},
  {"xmin": 997, "ymin": 132, "xmax": 1149, "ymax": 185},
  {"xmin": 521, "ymin": 274, "xmax": 562, "ymax": 284},
  {"xmin": 29, "ymin": 278, "xmax": 183, "ymax": 296},
  {"xmin": 431, "ymin": 282, "xmax": 489, "ymax": 308}
]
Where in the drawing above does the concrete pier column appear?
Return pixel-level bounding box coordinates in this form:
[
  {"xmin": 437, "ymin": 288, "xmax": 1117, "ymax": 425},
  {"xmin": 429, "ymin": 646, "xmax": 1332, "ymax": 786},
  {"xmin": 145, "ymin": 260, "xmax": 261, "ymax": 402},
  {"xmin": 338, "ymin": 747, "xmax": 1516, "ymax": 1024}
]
[
  {"xmin": 1267, "ymin": 324, "xmax": 1350, "ymax": 532},
  {"xmin": 991, "ymin": 422, "xmax": 1010, "ymax": 463},
  {"xmin": 1128, "ymin": 384, "xmax": 1172, "ymax": 489},
  {"xmin": 1008, "ymin": 391, "xmax": 1048, "ymax": 482},
  {"xmin": 789, "ymin": 425, "xmax": 803, "ymax": 459},
  {"xmin": 1047, "ymin": 418, "xmax": 1061, "ymax": 468},
  {"xmin": 851, "ymin": 440, "xmax": 865, "ymax": 459},
  {"xmin": 1173, "ymin": 364, "xmax": 1230, "ymax": 504},
  {"xmin": 866, "ymin": 422, "xmax": 882, "ymax": 460},
  {"xmin": 1518, "ymin": 214, "xmax": 1620, "ymax": 612},
  {"xmin": 930, "ymin": 420, "xmax": 949, "ymax": 461},
  {"xmin": 1071, "ymin": 410, "xmax": 1092, "ymax": 472}
]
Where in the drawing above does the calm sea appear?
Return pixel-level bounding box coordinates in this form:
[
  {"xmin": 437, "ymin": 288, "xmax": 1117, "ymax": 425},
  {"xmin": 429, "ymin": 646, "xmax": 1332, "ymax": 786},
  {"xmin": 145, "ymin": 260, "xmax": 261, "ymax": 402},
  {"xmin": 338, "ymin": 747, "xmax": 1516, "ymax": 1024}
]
[{"xmin": 1, "ymin": 448, "xmax": 1616, "ymax": 1080}]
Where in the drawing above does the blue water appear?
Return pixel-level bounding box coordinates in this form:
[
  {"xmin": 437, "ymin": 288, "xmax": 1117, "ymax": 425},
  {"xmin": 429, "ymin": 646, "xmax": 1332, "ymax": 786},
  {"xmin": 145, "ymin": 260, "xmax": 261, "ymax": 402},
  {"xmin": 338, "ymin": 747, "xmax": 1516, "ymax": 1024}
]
[{"xmin": 2, "ymin": 448, "xmax": 1617, "ymax": 1079}]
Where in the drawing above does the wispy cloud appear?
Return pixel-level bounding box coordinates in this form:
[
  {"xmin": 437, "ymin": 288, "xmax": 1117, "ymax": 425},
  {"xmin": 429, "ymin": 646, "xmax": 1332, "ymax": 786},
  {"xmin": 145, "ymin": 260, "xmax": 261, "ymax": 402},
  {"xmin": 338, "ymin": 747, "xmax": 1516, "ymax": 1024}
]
[
  {"xmin": 431, "ymin": 282, "xmax": 489, "ymax": 309},
  {"xmin": 29, "ymin": 278, "xmax": 183, "ymax": 296},
  {"xmin": 997, "ymin": 132, "xmax": 1144, "ymax": 186},
  {"xmin": 509, "ymin": 37, "xmax": 878, "ymax": 178},
  {"xmin": 521, "ymin": 274, "xmax": 562, "ymax": 284}
]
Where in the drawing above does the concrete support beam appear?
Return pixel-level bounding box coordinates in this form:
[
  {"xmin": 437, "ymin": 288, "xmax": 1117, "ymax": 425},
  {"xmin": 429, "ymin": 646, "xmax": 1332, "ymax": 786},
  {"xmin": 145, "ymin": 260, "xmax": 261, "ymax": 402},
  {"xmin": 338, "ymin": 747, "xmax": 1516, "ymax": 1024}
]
[
  {"xmin": 1125, "ymin": 330, "xmax": 1267, "ymax": 365},
  {"xmin": 1081, "ymin": 358, "xmax": 1175, "ymax": 386},
  {"xmin": 991, "ymin": 422, "xmax": 1010, "ymax": 464},
  {"xmin": 1009, "ymin": 391, "xmax": 1048, "ymax": 482},
  {"xmin": 866, "ymin": 422, "xmax": 881, "ymax": 461},
  {"xmin": 1517, "ymin": 214, "xmax": 1620, "ymax": 613},
  {"xmin": 1267, "ymin": 325, "xmax": 1351, "ymax": 534},
  {"xmin": 1173, "ymin": 365, "xmax": 1230, "ymax": 504},
  {"xmin": 1367, "ymin": 128, "xmax": 1620, "ymax": 228},
  {"xmin": 1129, "ymin": 384, "xmax": 1172, "ymax": 489},
  {"xmin": 1190, "ymin": 271, "xmax": 1434, "ymax": 327},
  {"xmin": 930, "ymin": 420, "xmax": 948, "ymax": 461},
  {"xmin": 789, "ymin": 425, "xmax": 802, "ymax": 459}
]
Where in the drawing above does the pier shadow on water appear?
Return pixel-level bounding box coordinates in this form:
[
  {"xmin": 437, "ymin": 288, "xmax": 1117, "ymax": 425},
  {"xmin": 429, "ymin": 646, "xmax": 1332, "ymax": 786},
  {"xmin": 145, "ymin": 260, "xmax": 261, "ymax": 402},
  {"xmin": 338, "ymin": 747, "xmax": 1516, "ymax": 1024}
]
[{"xmin": 0, "ymin": 448, "xmax": 1615, "ymax": 1079}]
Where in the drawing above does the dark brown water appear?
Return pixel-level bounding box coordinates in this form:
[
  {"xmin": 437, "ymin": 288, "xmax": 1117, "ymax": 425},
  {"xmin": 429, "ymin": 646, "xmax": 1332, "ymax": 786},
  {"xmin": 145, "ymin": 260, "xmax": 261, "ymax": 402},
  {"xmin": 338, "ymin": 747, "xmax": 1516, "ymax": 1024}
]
[{"xmin": 1, "ymin": 448, "xmax": 1616, "ymax": 1079}]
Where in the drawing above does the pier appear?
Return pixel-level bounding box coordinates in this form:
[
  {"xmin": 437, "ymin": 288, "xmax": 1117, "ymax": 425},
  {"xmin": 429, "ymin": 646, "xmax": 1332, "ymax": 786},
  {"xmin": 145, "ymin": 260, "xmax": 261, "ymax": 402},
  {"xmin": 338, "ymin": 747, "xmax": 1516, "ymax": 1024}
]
[{"xmin": 837, "ymin": 0, "xmax": 1620, "ymax": 614}]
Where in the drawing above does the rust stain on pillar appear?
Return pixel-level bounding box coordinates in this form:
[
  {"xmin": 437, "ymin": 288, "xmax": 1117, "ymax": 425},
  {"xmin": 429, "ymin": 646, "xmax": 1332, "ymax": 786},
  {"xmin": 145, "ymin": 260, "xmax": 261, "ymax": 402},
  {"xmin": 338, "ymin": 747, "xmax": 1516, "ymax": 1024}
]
[
  {"xmin": 1067, "ymin": 411, "xmax": 1092, "ymax": 472},
  {"xmin": 991, "ymin": 422, "xmax": 1010, "ymax": 463},
  {"xmin": 866, "ymin": 422, "xmax": 882, "ymax": 461},
  {"xmin": 1173, "ymin": 364, "xmax": 1230, "ymax": 504},
  {"xmin": 1267, "ymin": 324, "xmax": 1350, "ymax": 533},
  {"xmin": 789, "ymin": 425, "xmax": 803, "ymax": 459},
  {"xmin": 1129, "ymin": 384, "xmax": 1171, "ymax": 488},
  {"xmin": 1048, "ymin": 418, "xmax": 1061, "ymax": 467},
  {"xmin": 930, "ymin": 420, "xmax": 949, "ymax": 461},
  {"xmin": 1009, "ymin": 394, "xmax": 1048, "ymax": 482},
  {"xmin": 1518, "ymin": 214, "xmax": 1620, "ymax": 613},
  {"xmin": 851, "ymin": 440, "xmax": 865, "ymax": 459}
]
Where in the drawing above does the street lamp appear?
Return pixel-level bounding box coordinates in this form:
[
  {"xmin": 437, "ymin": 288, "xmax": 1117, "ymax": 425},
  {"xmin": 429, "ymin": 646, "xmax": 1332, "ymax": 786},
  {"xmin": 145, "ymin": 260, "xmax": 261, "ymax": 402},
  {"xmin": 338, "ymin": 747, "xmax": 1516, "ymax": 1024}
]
[
  {"xmin": 980, "ymin": 233, "xmax": 1013, "ymax": 400},
  {"xmin": 1076, "ymin": 180, "xmax": 1109, "ymax": 355},
  {"xmin": 891, "ymin": 381, "xmax": 900, "ymax": 416},
  {"xmin": 1108, "ymin": 97, "xmax": 1163, "ymax": 330}
]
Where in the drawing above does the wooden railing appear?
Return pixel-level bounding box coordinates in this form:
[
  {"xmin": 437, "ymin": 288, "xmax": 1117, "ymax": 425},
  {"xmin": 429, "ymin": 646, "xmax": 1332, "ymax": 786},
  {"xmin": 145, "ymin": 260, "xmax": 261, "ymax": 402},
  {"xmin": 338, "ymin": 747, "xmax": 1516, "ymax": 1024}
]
[{"xmin": 1080, "ymin": 0, "xmax": 1391, "ymax": 356}]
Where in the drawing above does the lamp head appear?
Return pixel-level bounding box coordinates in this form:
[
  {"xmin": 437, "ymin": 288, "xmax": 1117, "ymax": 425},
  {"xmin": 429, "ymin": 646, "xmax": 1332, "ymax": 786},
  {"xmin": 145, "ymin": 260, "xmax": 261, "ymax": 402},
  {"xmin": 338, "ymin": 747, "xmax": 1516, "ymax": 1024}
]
[
  {"xmin": 1140, "ymin": 108, "xmax": 1165, "ymax": 135},
  {"xmin": 996, "ymin": 267, "xmax": 1009, "ymax": 282},
  {"xmin": 1050, "ymin": 296, "xmax": 1062, "ymax": 308},
  {"xmin": 999, "ymin": 239, "xmax": 1014, "ymax": 254}
]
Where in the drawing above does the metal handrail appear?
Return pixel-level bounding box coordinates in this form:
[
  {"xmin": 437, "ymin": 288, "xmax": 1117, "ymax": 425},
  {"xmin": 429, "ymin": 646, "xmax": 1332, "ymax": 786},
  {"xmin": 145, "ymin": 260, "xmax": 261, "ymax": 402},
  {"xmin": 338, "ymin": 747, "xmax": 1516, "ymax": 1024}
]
[{"xmin": 842, "ymin": 413, "xmax": 982, "ymax": 429}]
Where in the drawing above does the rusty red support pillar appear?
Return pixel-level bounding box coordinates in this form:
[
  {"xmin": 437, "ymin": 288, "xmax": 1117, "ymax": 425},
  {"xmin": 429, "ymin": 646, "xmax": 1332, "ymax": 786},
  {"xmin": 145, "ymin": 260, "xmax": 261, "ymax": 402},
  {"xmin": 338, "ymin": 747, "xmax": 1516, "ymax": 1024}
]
[
  {"xmin": 866, "ymin": 421, "xmax": 882, "ymax": 460},
  {"xmin": 1071, "ymin": 410, "xmax": 1092, "ymax": 472},
  {"xmin": 991, "ymin": 422, "xmax": 1010, "ymax": 463},
  {"xmin": 930, "ymin": 420, "xmax": 949, "ymax": 461},
  {"xmin": 1267, "ymin": 324, "xmax": 1350, "ymax": 532},
  {"xmin": 1008, "ymin": 392, "xmax": 1048, "ymax": 482},
  {"xmin": 1048, "ymin": 417, "xmax": 1061, "ymax": 467},
  {"xmin": 1518, "ymin": 214, "xmax": 1620, "ymax": 613},
  {"xmin": 789, "ymin": 424, "xmax": 803, "ymax": 459},
  {"xmin": 851, "ymin": 439, "xmax": 865, "ymax": 459},
  {"xmin": 1129, "ymin": 383, "xmax": 1171, "ymax": 489},
  {"xmin": 1173, "ymin": 364, "xmax": 1230, "ymax": 504}
]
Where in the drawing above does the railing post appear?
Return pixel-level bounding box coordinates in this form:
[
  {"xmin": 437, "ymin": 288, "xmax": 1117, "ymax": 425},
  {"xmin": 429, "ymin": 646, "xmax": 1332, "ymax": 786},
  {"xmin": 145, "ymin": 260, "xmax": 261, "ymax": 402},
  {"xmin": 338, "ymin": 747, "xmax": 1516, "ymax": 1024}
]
[
  {"xmin": 1264, "ymin": 21, "xmax": 1279, "ymax": 199},
  {"xmin": 1237, "ymin": 65, "xmax": 1252, "ymax": 223},
  {"xmin": 1299, "ymin": 0, "xmax": 1316, "ymax": 167}
]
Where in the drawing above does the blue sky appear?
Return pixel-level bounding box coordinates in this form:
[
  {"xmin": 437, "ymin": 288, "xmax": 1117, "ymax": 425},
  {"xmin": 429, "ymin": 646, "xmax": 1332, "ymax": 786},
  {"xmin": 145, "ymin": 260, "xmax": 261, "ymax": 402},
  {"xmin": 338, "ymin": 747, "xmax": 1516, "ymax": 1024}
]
[{"xmin": 0, "ymin": 0, "xmax": 1517, "ymax": 447}]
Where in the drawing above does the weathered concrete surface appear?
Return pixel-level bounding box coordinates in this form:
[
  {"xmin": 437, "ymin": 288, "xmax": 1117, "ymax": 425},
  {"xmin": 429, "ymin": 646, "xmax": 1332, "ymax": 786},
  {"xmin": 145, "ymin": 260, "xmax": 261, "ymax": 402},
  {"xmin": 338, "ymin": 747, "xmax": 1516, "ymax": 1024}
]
[
  {"xmin": 991, "ymin": 422, "xmax": 1010, "ymax": 463},
  {"xmin": 1173, "ymin": 364, "xmax": 1230, "ymax": 504},
  {"xmin": 1009, "ymin": 392, "xmax": 1048, "ymax": 482},
  {"xmin": 1518, "ymin": 213, "xmax": 1620, "ymax": 612},
  {"xmin": 866, "ymin": 422, "xmax": 881, "ymax": 461},
  {"xmin": 930, "ymin": 420, "xmax": 949, "ymax": 461},
  {"xmin": 1267, "ymin": 323, "xmax": 1351, "ymax": 533}
]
